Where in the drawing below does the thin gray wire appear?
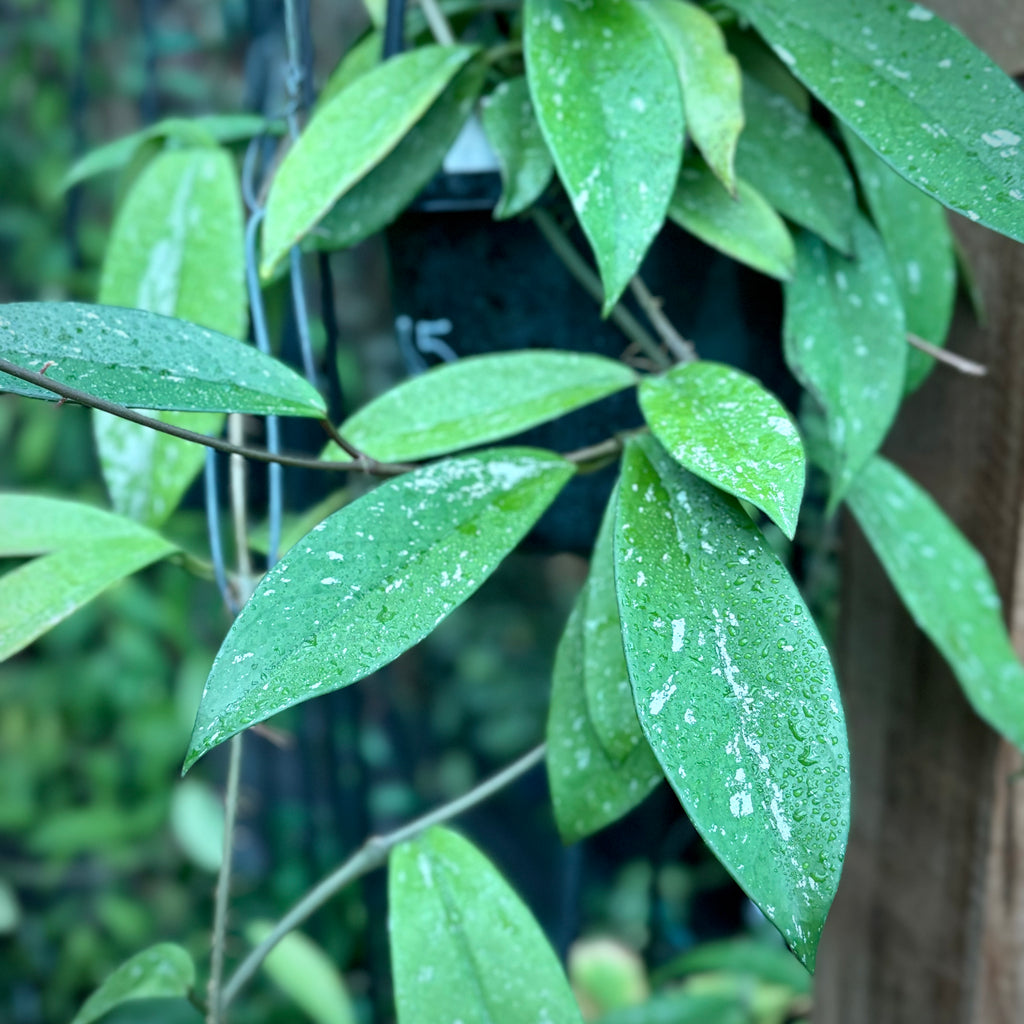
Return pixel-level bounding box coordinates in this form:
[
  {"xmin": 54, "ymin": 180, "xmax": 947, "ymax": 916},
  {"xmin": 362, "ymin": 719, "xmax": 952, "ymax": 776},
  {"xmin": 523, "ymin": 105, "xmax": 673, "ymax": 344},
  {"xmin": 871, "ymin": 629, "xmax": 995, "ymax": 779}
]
[{"xmin": 204, "ymin": 449, "xmax": 238, "ymax": 615}]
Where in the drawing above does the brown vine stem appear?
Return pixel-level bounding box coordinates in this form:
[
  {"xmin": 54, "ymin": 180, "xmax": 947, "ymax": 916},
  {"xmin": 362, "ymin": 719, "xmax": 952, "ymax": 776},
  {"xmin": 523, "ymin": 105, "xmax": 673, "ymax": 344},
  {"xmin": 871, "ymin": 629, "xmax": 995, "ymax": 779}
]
[
  {"xmin": 219, "ymin": 742, "xmax": 547, "ymax": 1011},
  {"xmin": 628, "ymin": 276, "xmax": 698, "ymax": 364},
  {"xmin": 906, "ymin": 332, "xmax": 987, "ymax": 376}
]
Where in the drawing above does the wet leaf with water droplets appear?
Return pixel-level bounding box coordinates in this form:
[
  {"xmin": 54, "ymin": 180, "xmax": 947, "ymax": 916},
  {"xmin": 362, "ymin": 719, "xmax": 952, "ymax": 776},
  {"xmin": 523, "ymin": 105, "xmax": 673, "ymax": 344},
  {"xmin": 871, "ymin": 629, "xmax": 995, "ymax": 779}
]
[
  {"xmin": 322, "ymin": 350, "xmax": 636, "ymax": 463},
  {"xmin": 848, "ymin": 456, "xmax": 1024, "ymax": 751},
  {"xmin": 389, "ymin": 827, "xmax": 584, "ymax": 1024},
  {"xmin": 0, "ymin": 302, "xmax": 325, "ymax": 416},
  {"xmin": 640, "ymin": 362, "xmax": 805, "ymax": 539},
  {"xmin": 524, "ymin": 0, "xmax": 684, "ymax": 312},
  {"xmin": 185, "ymin": 448, "xmax": 572, "ymax": 770},
  {"xmin": 70, "ymin": 942, "xmax": 195, "ymax": 1024},
  {"xmin": 0, "ymin": 495, "xmax": 178, "ymax": 663},
  {"xmin": 783, "ymin": 216, "xmax": 906, "ymax": 507},
  {"xmin": 726, "ymin": 0, "xmax": 1024, "ymax": 244},
  {"xmin": 615, "ymin": 436, "xmax": 849, "ymax": 969}
]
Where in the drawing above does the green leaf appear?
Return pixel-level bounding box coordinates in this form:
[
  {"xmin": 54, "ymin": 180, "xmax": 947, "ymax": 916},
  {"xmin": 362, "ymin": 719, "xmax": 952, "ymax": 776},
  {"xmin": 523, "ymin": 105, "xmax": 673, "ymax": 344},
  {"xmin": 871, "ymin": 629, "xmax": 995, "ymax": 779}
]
[
  {"xmin": 246, "ymin": 921, "xmax": 357, "ymax": 1024},
  {"xmin": 0, "ymin": 495, "xmax": 177, "ymax": 662},
  {"xmin": 481, "ymin": 76, "xmax": 555, "ymax": 219},
  {"xmin": 185, "ymin": 449, "xmax": 572, "ymax": 769},
  {"xmin": 597, "ymin": 990, "xmax": 748, "ymax": 1024},
  {"xmin": 840, "ymin": 125, "xmax": 956, "ymax": 392},
  {"xmin": 0, "ymin": 302, "xmax": 325, "ymax": 417},
  {"xmin": 260, "ymin": 44, "xmax": 477, "ymax": 276},
  {"xmin": 61, "ymin": 113, "xmax": 277, "ymax": 191},
  {"xmin": 639, "ymin": 362, "xmax": 806, "ymax": 539},
  {"xmin": 389, "ymin": 826, "xmax": 585, "ymax": 1024},
  {"xmin": 317, "ymin": 31, "xmax": 383, "ymax": 110},
  {"xmin": 94, "ymin": 147, "xmax": 246, "ymax": 526},
  {"xmin": 725, "ymin": 0, "xmax": 1024, "ymax": 245},
  {"xmin": 303, "ymin": 59, "xmax": 485, "ymax": 256},
  {"xmin": 847, "ymin": 456, "xmax": 1024, "ymax": 751},
  {"xmin": 642, "ymin": 0, "xmax": 744, "ymax": 192},
  {"xmin": 668, "ymin": 157, "xmax": 795, "ymax": 281},
  {"xmin": 654, "ymin": 938, "xmax": 813, "ymax": 993},
  {"xmin": 524, "ymin": 0, "xmax": 684, "ymax": 311},
  {"xmin": 615, "ymin": 436, "xmax": 849, "ymax": 969},
  {"xmin": 321, "ymin": 350, "xmax": 637, "ymax": 463},
  {"xmin": 70, "ymin": 943, "xmax": 195, "ymax": 1024},
  {"xmin": 783, "ymin": 216, "xmax": 906, "ymax": 506},
  {"xmin": 736, "ymin": 76, "xmax": 856, "ymax": 253},
  {"xmin": 170, "ymin": 780, "xmax": 225, "ymax": 872}
]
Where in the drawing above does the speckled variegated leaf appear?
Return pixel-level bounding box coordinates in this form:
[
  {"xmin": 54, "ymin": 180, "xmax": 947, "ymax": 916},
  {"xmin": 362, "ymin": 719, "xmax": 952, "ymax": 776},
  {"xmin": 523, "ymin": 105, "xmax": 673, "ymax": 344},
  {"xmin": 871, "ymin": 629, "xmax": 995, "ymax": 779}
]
[
  {"xmin": 481, "ymin": 76, "xmax": 555, "ymax": 219},
  {"xmin": 783, "ymin": 216, "xmax": 906, "ymax": 506},
  {"xmin": 640, "ymin": 362, "xmax": 805, "ymax": 539},
  {"xmin": 615, "ymin": 436, "xmax": 849, "ymax": 969},
  {"xmin": 725, "ymin": 0, "xmax": 1024, "ymax": 245},
  {"xmin": 525, "ymin": 0, "xmax": 684, "ymax": 311},
  {"xmin": 736, "ymin": 75, "xmax": 856, "ymax": 254},
  {"xmin": 70, "ymin": 943, "xmax": 195, "ymax": 1024},
  {"xmin": 547, "ymin": 594, "xmax": 662, "ymax": 843},
  {"xmin": 0, "ymin": 302, "xmax": 324, "ymax": 416},
  {"xmin": 840, "ymin": 125, "xmax": 956, "ymax": 392},
  {"xmin": 668, "ymin": 157, "xmax": 795, "ymax": 281},
  {"xmin": 389, "ymin": 827, "xmax": 584, "ymax": 1024},
  {"xmin": 93, "ymin": 147, "xmax": 246, "ymax": 526},
  {"xmin": 321, "ymin": 351, "xmax": 637, "ymax": 463},
  {"xmin": 0, "ymin": 495, "xmax": 178, "ymax": 663},
  {"xmin": 642, "ymin": 0, "xmax": 744, "ymax": 192},
  {"xmin": 185, "ymin": 449, "xmax": 573, "ymax": 770},
  {"xmin": 261, "ymin": 44, "xmax": 477, "ymax": 276},
  {"xmin": 848, "ymin": 456, "xmax": 1024, "ymax": 751}
]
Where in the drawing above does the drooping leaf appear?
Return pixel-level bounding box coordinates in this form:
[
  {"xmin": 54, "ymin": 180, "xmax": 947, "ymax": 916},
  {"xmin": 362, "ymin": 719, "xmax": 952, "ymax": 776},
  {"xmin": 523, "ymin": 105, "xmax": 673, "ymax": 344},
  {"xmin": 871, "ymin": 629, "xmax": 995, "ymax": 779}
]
[
  {"xmin": 848, "ymin": 456, "xmax": 1024, "ymax": 751},
  {"xmin": 725, "ymin": 0, "xmax": 1024, "ymax": 245},
  {"xmin": 0, "ymin": 302, "xmax": 325, "ymax": 417},
  {"xmin": 0, "ymin": 495, "xmax": 177, "ymax": 663},
  {"xmin": 321, "ymin": 350, "xmax": 636, "ymax": 463},
  {"xmin": 615, "ymin": 436, "xmax": 849, "ymax": 968},
  {"xmin": 260, "ymin": 44, "xmax": 477, "ymax": 276},
  {"xmin": 736, "ymin": 75, "xmax": 856, "ymax": 253},
  {"xmin": 668, "ymin": 157, "xmax": 795, "ymax": 281},
  {"xmin": 389, "ymin": 826, "xmax": 585, "ymax": 1024},
  {"xmin": 783, "ymin": 216, "xmax": 906, "ymax": 506},
  {"xmin": 185, "ymin": 449, "xmax": 572, "ymax": 769},
  {"xmin": 639, "ymin": 361, "xmax": 805, "ymax": 539},
  {"xmin": 642, "ymin": 0, "xmax": 744, "ymax": 192},
  {"xmin": 304, "ymin": 59, "xmax": 485, "ymax": 256},
  {"xmin": 70, "ymin": 943, "xmax": 195, "ymax": 1024},
  {"xmin": 170, "ymin": 780, "xmax": 225, "ymax": 872},
  {"xmin": 481, "ymin": 76, "xmax": 555, "ymax": 219},
  {"xmin": 246, "ymin": 922, "xmax": 358, "ymax": 1024},
  {"xmin": 840, "ymin": 125, "xmax": 956, "ymax": 391},
  {"xmin": 61, "ymin": 114, "xmax": 277, "ymax": 191},
  {"xmin": 524, "ymin": 0, "xmax": 684, "ymax": 311},
  {"xmin": 94, "ymin": 147, "xmax": 246, "ymax": 526},
  {"xmin": 317, "ymin": 31, "xmax": 383, "ymax": 110}
]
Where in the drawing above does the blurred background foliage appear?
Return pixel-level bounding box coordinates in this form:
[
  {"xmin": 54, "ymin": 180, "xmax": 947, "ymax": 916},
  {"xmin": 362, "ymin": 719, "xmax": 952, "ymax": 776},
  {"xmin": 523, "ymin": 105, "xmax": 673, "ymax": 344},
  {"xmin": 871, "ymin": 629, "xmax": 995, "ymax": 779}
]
[{"xmin": 1, "ymin": 2, "xmax": 818, "ymax": 1021}]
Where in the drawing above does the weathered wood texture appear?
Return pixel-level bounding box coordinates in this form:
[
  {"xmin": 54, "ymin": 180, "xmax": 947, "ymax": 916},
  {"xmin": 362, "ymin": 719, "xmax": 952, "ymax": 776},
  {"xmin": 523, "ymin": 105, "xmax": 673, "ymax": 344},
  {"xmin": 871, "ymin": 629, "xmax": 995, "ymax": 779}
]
[{"xmin": 814, "ymin": 92, "xmax": 1024, "ymax": 1024}]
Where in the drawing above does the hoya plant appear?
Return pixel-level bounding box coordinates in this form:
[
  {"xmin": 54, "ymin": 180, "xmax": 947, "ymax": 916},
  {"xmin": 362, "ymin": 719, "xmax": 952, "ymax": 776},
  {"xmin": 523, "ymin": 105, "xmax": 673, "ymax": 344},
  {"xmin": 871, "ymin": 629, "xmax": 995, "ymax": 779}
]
[{"xmin": 3, "ymin": 0, "xmax": 1024, "ymax": 1020}]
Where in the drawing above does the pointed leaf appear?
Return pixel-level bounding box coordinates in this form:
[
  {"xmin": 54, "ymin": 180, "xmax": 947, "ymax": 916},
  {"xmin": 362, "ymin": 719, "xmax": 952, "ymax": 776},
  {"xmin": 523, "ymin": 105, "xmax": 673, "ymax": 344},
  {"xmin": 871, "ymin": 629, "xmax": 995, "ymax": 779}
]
[
  {"xmin": 643, "ymin": 0, "xmax": 744, "ymax": 192},
  {"xmin": 321, "ymin": 351, "xmax": 637, "ymax": 463},
  {"xmin": 840, "ymin": 125, "xmax": 956, "ymax": 392},
  {"xmin": 524, "ymin": 0, "xmax": 684, "ymax": 311},
  {"xmin": 94, "ymin": 147, "xmax": 246, "ymax": 526},
  {"xmin": 186, "ymin": 449, "xmax": 572, "ymax": 769},
  {"xmin": 0, "ymin": 302, "xmax": 325, "ymax": 417},
  {"xmin": 615, "ymin": 436, "xmax": 849, "ymax": 968},
  {"xmin": 736, "ymin": 76, "xmax": 856, "ymax": 253},
  {"xmin": 725, "ymin": 0, "xmax": 1024, "ymax": 245},
  {"xmin": 481, "ymin": 76, "xmax": 555, "ymax": 219},
  {"xmin": 848, "ymin": 456, "xmax": 1024, "ymax": 751},
  {"xmin": 389, "ymin": 826, "xmax": 584, "ymax": 1024},
  {"xmin": 547, "ymin": 595, "xmax": 662, "ymax": 843},
  {"xmin": 261, "ymin": 44, "xmax": 477, "ymax": 276},
  {"xmin": 783, "ymin": 216, "xmax": 906, "ymax": 505},
  {"xmin": 0, "ymin": 495, "xmax": 177, "ymax": 662},
  {"xmin": 639, "ymin": 362, "xmax": 805, "ymax": 539},
  {"xmin": 668, "ymin": 157, "xmax": 795, "ymax": 281},
  {"xmin": 70, "ymin": 943, "xmax": 195, "ymax": 1024}
]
